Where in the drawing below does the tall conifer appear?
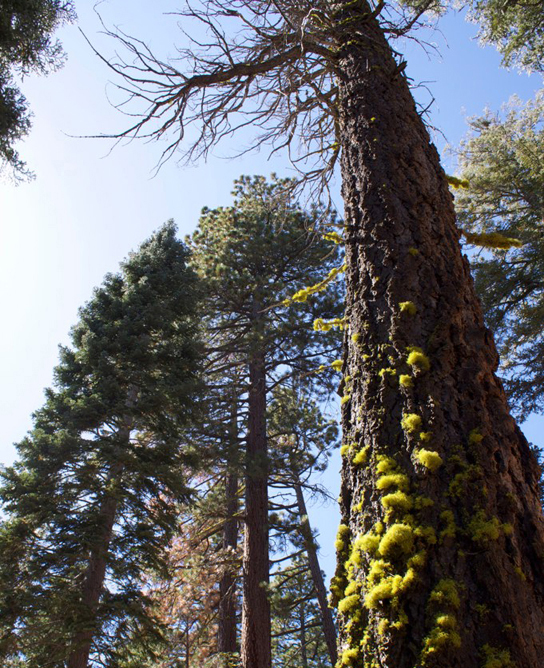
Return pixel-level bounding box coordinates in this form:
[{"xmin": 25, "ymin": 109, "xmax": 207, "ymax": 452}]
[{"xmin": 0, "ymin": 222, "xmax": 202, "ymax": 668}]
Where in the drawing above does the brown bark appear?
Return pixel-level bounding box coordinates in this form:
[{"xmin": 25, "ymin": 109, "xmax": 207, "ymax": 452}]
[
  {"xmin": 294, "ymin": 482, "xmax": 338, "ymax": 666},
  {"xmin": 331, "ymin": 1, "xmax": 544, "ymax": 667},
  {"xmin": 241, "ymin": 301, "xmax": 271, "ymax": 668},
  {"xmin": 218, "ymin": 400, "xmax": 240, "ymax": 659},
  {"xmin": 67, "ymin": 458, "xmax": 125, "ymax": 668}
]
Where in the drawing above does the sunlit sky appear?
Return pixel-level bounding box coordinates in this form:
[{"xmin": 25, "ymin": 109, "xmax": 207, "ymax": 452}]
[{"xmin": 1, "ymin": 1, "xmax": 542, "ymax": 577}]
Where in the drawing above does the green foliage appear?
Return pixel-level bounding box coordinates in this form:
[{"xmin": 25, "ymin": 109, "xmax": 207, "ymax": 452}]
[
  {"xmin": 0, "ymin": 0, "xmax": 75, "ymax": 177},
  {"xmin": 455, "ymin": 92, "xmax": 544, "ymax": 418},
  {"xmin": 0, "ymin": 222, "xmax": 202, "ymax": 667},
  {"xmin": 465, "ymin": 0, "xmax": 544, "ymax": 73}
]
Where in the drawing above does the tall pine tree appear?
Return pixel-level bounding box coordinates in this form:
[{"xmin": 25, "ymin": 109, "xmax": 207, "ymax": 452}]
[{"xmin": 0, "ymin": 222, "xmax": 202, "ymax": 668}]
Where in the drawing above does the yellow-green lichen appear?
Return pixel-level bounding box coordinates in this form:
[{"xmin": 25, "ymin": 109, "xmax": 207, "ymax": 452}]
[
  {"xmin": 378, "ymin": 523, "xmax": 415, "ymax": 558},
  {"xmin": 408, "ymin": 247, "xmax": 419, "ymax": 256},
  {"xmin": 335, "ymin": 524, "xmax": 350, "ymax": 552},
  {"xmin": 381, "ymin": 491, "xmax": 413, "ymax": 514},
  {"xmin": 468, "ymin": 428, "xmax": 484, "ymax": 445},
  {"xmin": 341, "ymin": 394, "xmax": 351, "ymax": 405},
  {"xmin": 406, "ymin": 346, "xmax": 431, "ymax": 373},
  {"xmin": 416, "ymin": 449, "xmax": 444, "ymax": 472},
  {"xmin": 331, "ymin": 359, "xmax": 343, "ymax": 371},
  {"xmin": 467, "ymin": 510, "xmax": 502, "ymax": 544},
  {"xmin": 378, "ymin": 367, "xmax": 397, "ymax": 378},
  {"xmin": 340, "ymin": 444, "xmax": 351, "ymax": 457},
  {"xmin": 401, "ymin": 413, "xmax": 422, "ymax": 434},
  {"xmin": 399, "ymin": 301, "xmax": 417, "ymax": 316},
  {"xmin": 353, "ymin": 446, "xmax": 370, "ymax": 466},
  {"xmin": 428, "ymin": 579, "xmax": 460, "ymax": 609},
  {"xmin": 377, "ymin": 473, "xmax": 410, "ymax": 493},
  {"xmin": 351, "ymin": 332, "xmax": 361, "ymax": 343},
  {"xmin": 419, "ymin": 431, "xmax": 432, "ymax": 443},
  {"xmin": 463, "ymin": 230, "xmax": 522, "ymax": 250},
  {"xmin": 481, "ymin": 644, "xmax": 516, "ymax": 668},
  {"xmin": 399, "ymin": 374, "xmax": 413, "ymax": 388},
  {"xmin": 439, "ymin": 510, "xmax": 456, "ymax": 541}
]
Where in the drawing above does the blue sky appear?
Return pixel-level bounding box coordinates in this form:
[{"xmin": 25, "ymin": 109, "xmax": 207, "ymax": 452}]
[{"xmin": 1, "ymin": 1, "xmax": 542, "ymax": 578}]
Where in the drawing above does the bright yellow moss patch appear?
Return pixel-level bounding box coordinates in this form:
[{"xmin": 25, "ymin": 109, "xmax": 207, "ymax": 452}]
[
  {"xmin": 399, "ymin": 374, "xmax": 413, "ymax": 388},
  {"xmin": 416, "ymin": 449, "xmax": 444, "ymax": 472},
  {"xmin": 401, "ymin": 413, "xmax": 422, "ymax": 434},
  {"xmin": 331, "ymin": 359, "xmax": 343, "ymax": 371},
  {"xmin": 353, "ymin": 446, "xmax": 370, "ymax": 466},
  {"xmin": 377, "ymin": 473, "xmax": 410, "ymax": 493},
  {"xmin": 381, "ymin": 491, "xmax": 413, "ymax": 513},
  {"xmin": 341, "ymin": 394, "xmax": 351, "ymax": 405},
  {"xmin": 399, "ymin": 301, "xmax": 417, "ymax": 316},
  {"xmin": 406, "ymin": 346, "xmax": 431, "ymax": 372},
  {"xmin": 314, "ymin": 317, "xmax": 346, "ymax": 331},
  {"xmin": 467, "ymin": 510, "xmax": 502, "ymax": 544},
  {"xmin": 378, "ymin": 523, "xmax": 415, "ymax": 557}
]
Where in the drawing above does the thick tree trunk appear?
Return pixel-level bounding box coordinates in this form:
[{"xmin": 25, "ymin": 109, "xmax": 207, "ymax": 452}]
[
  {"xmin": 67, "ymin": 457, "xmax": 125, "ymax": 668},
  {"xmin": 241, "ymin": 307, "xmax": 271, "ymax": 668},
  {"xmin": 294, "ymin": 482, "xmax": 338, "ymax": 666},
  {"xmin": 218, "ymin": 400, "xmax": 240, "ymax": 661},
  {"xmin": 330, "ymin": 2, "xmax": 544, "ymax": 667}
]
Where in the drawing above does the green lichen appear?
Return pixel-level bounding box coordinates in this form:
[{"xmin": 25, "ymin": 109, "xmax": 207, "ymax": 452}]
[
  {"xmin": 439, "ymin": 510, "xmax": 456, "ymax": 541},
  {"xmin": 416, "ymin": 449, "xmax": 444, "ymax": 472},
  {"xmin": 335, "ymin": 524, "xmax": 350, "ymax": 552},
  {"xmin": 353, "ymin": 446, "xmax": 370, "ymax": 466},
  {"xmin": 399, "ymin": 374, "xmax": 413, "ymax": 388},
  {"xmin": 428, "ymin": 579, "xmax": 461, "ymax": 609},
  {"xmin": 401, "ymin": 413, "xmax": 422, "ymax": 434},
  {"xmin": 419, "ymin": 431, "xmax": 432, "ymax": 443},
  {"xmin": 378, "ymin": 367, "xmax": 397, "ymax": 378},
  {"xmin": 469, "ymin": 428, "xmax": 484, "ymax": 445},
  {"xmin": 341, "ymin": 394, "xmax": 351, "ymax": 405},
  {"xmin": 467, "ymin": 510, "xmax": 501, "ymax": 544},
  {"xmin": 377, "ymin": 473, "xmax": 410, "ymax": 492},
  {"xmin": 408, "ymin": 247, "xmax": 419, "ymax": 256},
  {"xmin": 406, "ymin": 346, "xmax": 431, "ymax": 373},
  {"xmin": 463, "ymin": 230, "xmax": 522, "ymax": 250},
  {"xmin": 514, "ymin": 565, "xmax": 526, "ymax": 581},
  {"xmin": 381, "ymin": 491, "xmax": 413, "ymax": 514},
  {"xmin": 378, "ymin": 523, "xmax": 415, "ymax": 557},
  {"xmin": 351, "ymin": 332, "xmax": 361, "ymax": 343},
  {"xmin": 399, "ymin": 301, "xmax": 417, "ymax": 316},
  {"xmin": 446, "ymin": 174, "xmax": 470, "ymax": 189},
  {"xmin": 449, "ymin": 464, "xmax": 483, "ymax": 498},
  {"xmin": 481, "ymin": 644, "xmax": 516, "ymax": 668}
]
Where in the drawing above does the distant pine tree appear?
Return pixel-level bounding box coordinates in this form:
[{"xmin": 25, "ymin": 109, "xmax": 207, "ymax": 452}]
[{"xmin": 0, "ymin": 222, "xmax": 203, "ymax": 668}]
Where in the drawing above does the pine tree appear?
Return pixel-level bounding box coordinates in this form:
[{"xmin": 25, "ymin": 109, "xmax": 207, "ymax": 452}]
[
  {"xmin": 0, "ymin": 0, "xmax": 75, "ymax": 178},
  {"xmin": 94, "ymin": 2, "xmax": 544, "ymax": 666},
  {"xmin": 187, "ymin": 175, "xmax": 343, "ymax": 668},
  {"xmin": 0, "ymin": 222, "xmax": 202, "ymax": 668},
  {"xmin": 454, "ymin": 91, "xmax": 544, "ymax": 419}
]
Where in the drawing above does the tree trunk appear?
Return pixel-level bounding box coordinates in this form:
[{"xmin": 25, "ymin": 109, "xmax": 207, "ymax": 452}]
[
  {"xmin": 241, "ymin": 302, "xmax": 271, "ymax": 668},
  {"xmin": 294, "ymin": 481, "xmax": 338, "ymax": 666},
  {"xmin": 218, "ymin": 399, "xmax": 240, "ymax": 661},
  {"xmin": 330, "ymin": 2, "xmax": 544, "ymax": 667},
  {"xmin": 67, "ymin": 457, "xmax": 125, "ymax": 668},
  {"xmin": 299, "ymin": 602, "xmax": 309, "ymax": 668}
]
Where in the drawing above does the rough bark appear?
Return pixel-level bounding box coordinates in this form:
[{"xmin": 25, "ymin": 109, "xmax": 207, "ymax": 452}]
[
  {"xmin": 331, "ymin": 2, "xmax": 544, "ymax": 667},
  {"xmin": 218, "ymin": 400, "xmax": 240, "ymax": 659},
  {"xmin": 294, "ymin": 482, "xmax": 338, "ymax": 666},
  {"xmin": 67, "ymin": 456, "xmax": 125, "ymax": 668},
  {"xmin": 241, "ymin": 300, "xmax": 271, "ymax": 668}
]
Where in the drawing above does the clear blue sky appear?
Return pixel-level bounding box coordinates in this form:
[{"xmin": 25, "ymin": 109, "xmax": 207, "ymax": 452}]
[{"xmin": 1, "ymin": 1, "xmax": 542, "ymax": 578}]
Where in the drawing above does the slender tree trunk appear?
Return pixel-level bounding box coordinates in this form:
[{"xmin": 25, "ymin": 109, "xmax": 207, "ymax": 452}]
[
  {"xmin": 241, "ymin": 298, "xmax": 271, "ymax": 668},
  {"xmin": 67, "ymin": 456, "xmax": 125, "ymax": 668},
  {"xmin": 218, "ymin": 399, "xmax": 240, "ymax": 661},
  {"xmin": 294, "ymin": 482, "xmax": 338, "ymax": 666},
  {"xmin": 330, "ymin": 2, "xmax": 544, "ymax": 667},
  {"xmin": 299, "ymin": 602, "xmax": 309, "ymax": 668}
]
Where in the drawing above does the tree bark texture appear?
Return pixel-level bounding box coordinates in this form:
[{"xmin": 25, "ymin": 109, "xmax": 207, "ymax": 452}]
[
  {"xmin": 241, "ymin": 323, "xmax": 272, "ymax": 668},
  {"xmin": 294, "ymin": 482, "xmax": 338, "ymax": 666},
  {"xmin": 218, "ymin": 400, "xmax": 240, "ymax": 659},
  {"xmin": 331, "ymin": 2, "xmax": 544, "ymax": 667},
  {"xmin": 67, "ymin": 457, "xmax": 125, "ymax": 668}
]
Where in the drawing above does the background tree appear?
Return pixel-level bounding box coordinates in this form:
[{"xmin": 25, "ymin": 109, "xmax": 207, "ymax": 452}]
[
  {"xmin": 0, "ymin": 222, "xmax": 202, "ymax": 668},
  {"xmin": 187, "ymin": 175, "xmax": 343, "ymax": 668},
  {"xmin": 453, "ymin": 91, "xmax": 544, "ymax": 420},
  {"xmin": 0, "ymin": 0, "xmax": 75, "ymax": 178},
  {"xmin": 90, "ymin": 2, "xmax": 544, "ymax": 667}
]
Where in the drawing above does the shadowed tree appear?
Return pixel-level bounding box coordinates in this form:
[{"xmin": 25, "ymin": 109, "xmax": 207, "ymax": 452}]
[{"xmin": 89, "ymin": 3, "xmax": 544, "ymax": 667}]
